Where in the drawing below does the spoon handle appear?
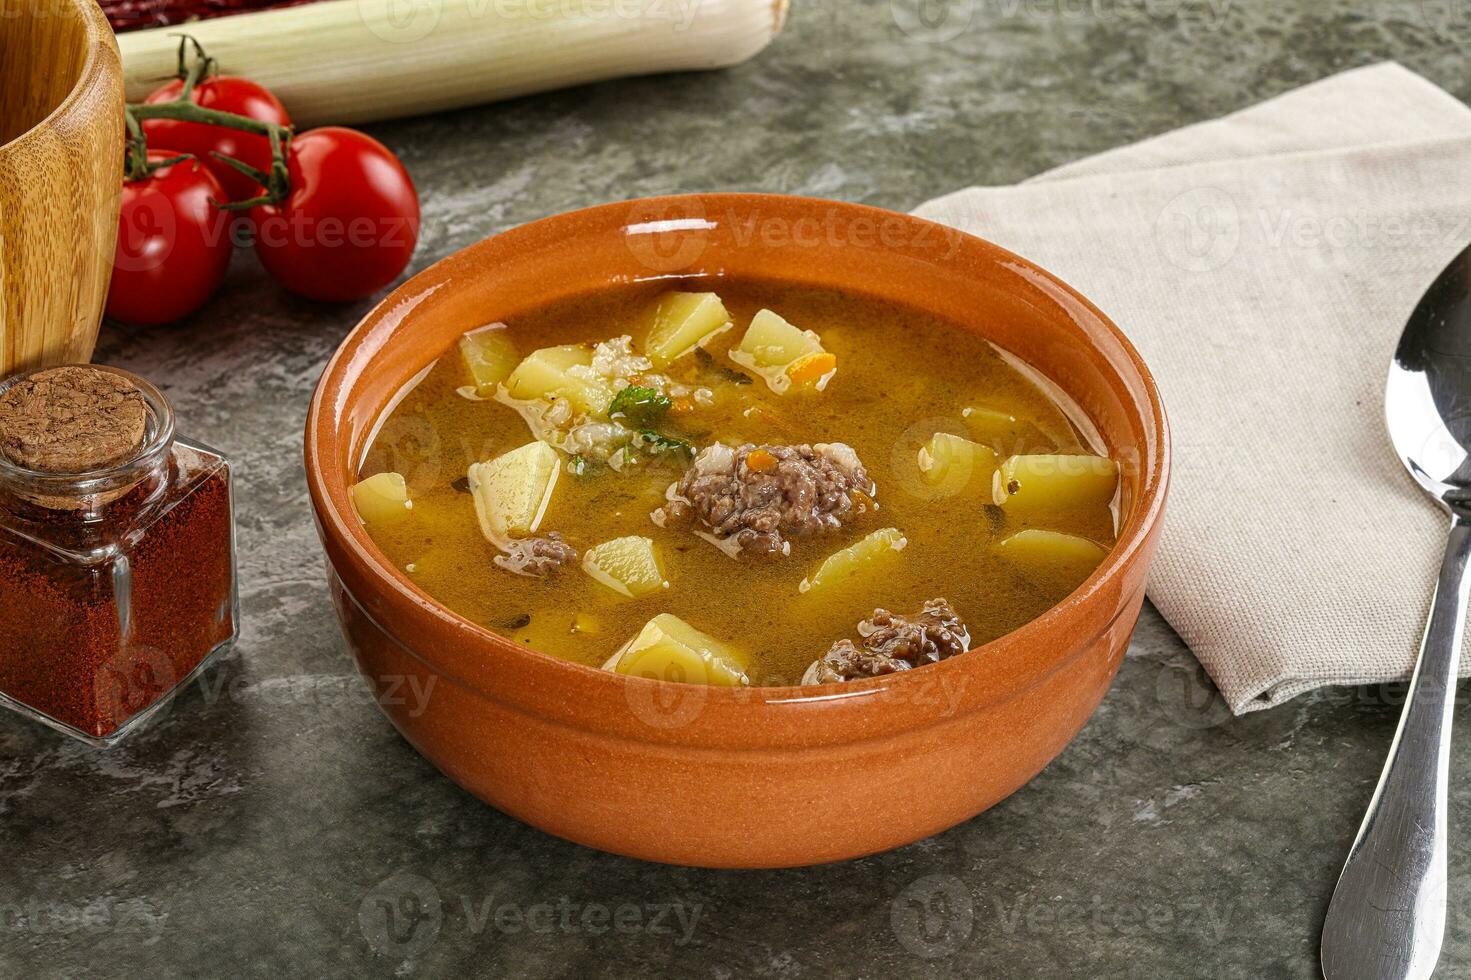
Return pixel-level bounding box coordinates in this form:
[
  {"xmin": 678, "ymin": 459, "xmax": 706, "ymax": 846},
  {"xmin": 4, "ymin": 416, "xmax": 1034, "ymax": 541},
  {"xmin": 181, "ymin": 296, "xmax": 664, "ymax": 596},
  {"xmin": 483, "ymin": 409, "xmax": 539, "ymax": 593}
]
[{"xmin": 1321, "ymin": 515, "xmax": 1471, "ymax": 980}]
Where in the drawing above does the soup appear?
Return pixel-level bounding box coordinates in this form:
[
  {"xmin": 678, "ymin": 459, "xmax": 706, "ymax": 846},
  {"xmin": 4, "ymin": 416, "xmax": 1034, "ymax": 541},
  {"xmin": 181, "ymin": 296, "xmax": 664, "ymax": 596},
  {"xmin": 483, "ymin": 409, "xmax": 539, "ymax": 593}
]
[{"xmin": 355, "ymin": 281, "xmax": 1118, "ymax": 687}]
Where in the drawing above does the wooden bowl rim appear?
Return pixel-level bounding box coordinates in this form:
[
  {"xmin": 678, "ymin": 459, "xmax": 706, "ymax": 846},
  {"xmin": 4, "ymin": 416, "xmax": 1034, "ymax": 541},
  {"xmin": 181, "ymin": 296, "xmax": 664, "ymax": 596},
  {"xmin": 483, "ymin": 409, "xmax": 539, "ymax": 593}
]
[{"xmin": 0, "ymin": 0, "xmax": 117, "ymax": 155}]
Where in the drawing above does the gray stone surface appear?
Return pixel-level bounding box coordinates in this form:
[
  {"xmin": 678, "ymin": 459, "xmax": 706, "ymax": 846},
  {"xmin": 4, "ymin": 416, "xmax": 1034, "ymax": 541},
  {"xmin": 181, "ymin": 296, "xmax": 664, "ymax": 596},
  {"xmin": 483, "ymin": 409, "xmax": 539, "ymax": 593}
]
[{"xmin": 4, "ymin": 1, "xmax": 1470, "ymax": 977}]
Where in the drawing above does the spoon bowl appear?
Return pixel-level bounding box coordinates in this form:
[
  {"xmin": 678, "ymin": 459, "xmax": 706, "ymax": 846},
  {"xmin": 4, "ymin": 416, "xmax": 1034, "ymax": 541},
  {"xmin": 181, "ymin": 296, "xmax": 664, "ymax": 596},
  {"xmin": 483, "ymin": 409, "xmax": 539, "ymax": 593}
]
[
  {"xmin": 1321, "ymin": 241, "xmax": 1471, "ymax": 980},
  {"xmin": 1386, "ymin": 251, "xmax": 1471, "ymax": 503}
]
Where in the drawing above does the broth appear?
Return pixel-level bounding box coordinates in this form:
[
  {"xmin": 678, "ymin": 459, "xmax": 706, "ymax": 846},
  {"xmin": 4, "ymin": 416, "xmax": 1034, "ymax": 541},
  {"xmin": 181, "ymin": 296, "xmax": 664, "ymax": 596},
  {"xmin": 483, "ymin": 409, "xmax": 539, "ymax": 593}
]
[{"xmin": 357, "ymin": 280, "xmax": 1116, "ymax": 686}]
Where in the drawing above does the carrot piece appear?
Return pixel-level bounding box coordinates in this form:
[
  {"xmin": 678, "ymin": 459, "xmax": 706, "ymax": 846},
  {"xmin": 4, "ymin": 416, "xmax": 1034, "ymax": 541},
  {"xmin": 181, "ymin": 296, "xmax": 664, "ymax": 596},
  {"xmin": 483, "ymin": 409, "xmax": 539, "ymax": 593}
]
[
  {"xmin": 746, "ymin": 448, "xmax": 778, "ymax": 473},
  {"xmin": 786, "ymin": 351, "xmax": 836, "ymax": 386}
]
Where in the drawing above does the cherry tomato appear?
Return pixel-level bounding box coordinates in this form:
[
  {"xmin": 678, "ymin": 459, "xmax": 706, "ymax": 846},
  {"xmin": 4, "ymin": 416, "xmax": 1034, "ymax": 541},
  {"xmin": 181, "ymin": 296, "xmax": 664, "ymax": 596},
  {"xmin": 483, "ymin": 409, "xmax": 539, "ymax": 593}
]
[
  {"xmin": 106, "ymin": 154, "xmax": 234, "ymax": 326},
  {"xmin": 250, "ymin": 127, "xmax": 419, "ymax": 302},
  {"xmin": 143, "ymin": 76, "xmax": 291, "ymax": 201}
]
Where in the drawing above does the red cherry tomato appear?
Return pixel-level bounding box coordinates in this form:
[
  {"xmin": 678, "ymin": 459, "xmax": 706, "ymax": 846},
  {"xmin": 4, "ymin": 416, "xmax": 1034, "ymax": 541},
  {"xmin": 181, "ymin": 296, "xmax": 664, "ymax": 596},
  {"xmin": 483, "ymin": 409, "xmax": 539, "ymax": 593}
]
[
  {"xmin": 142, "ymin": 76, "xmax": 291, "ymax": 201},
  {"xmin": 106, "ymin": 154, "xmax": 234, "ymax": 326},
  {"xmin": 250, "ymin": 127, "xmax": 419, "ymax": 302}
]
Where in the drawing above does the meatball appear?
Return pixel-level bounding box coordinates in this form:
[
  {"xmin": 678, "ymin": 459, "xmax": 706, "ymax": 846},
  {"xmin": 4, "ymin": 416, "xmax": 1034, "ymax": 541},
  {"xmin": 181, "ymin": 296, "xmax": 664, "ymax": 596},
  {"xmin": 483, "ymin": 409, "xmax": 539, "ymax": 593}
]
[
  {"xmin": 494, "ymin": 532, "xmax": 578, "ymax": 578},
  {"xmin": 802, "ymin": 599, "xmax": 971, "ymax": 684},
  {"xmin": 654, "ymin": 442, "xmax": 873, "ymax": 557}
]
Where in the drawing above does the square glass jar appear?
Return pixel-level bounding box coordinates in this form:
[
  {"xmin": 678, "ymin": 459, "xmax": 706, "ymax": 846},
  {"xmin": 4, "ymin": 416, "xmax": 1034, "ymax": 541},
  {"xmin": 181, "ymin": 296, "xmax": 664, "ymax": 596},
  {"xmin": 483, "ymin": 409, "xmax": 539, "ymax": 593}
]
[{"xmin": 0, "ymin": 367, "xmax": 238, "ymax": 746}]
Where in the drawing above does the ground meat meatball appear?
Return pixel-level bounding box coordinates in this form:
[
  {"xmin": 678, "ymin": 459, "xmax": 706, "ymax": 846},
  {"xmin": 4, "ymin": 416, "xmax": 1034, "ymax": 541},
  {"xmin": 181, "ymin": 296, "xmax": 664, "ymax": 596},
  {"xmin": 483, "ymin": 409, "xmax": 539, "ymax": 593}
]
[
  {"xmin": 494, "ymin": 532, "xmax": 578, "ymax": 578},
  {"xmin": 801, "ymin": 599, "xmax": 971, "ymax": 684},
  {"xmin": 654, "ymin": 442, "xmax": 873, "ymax": 557}
]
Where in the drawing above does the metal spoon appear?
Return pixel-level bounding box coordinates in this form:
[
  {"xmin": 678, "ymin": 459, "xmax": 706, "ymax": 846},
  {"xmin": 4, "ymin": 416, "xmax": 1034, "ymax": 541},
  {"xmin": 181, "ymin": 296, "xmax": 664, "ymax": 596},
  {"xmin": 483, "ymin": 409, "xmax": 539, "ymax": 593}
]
[{"xmin": 1321, "ymin": 243, "xmax": 1471, "ymax": 979}]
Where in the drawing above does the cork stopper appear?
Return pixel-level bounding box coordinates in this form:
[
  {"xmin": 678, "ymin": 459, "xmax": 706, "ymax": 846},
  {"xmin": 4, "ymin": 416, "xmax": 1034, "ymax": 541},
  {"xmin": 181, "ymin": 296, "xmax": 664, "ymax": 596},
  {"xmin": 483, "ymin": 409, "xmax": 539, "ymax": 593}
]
[{"xmin": 0, "ymin": 367, "xmax": 150, "ymax": 509}]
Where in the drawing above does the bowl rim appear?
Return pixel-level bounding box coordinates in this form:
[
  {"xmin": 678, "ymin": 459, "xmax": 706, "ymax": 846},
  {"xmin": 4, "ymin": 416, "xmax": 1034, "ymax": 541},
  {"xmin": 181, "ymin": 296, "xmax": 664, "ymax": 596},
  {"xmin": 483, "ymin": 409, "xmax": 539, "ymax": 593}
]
[
  {"xmin": 305, "ymin": 192, "xmax": 1170, "ymax": 732},
  {"xmin": 0, "ymin": 0, "xmax": 116, "ymax": 155}
]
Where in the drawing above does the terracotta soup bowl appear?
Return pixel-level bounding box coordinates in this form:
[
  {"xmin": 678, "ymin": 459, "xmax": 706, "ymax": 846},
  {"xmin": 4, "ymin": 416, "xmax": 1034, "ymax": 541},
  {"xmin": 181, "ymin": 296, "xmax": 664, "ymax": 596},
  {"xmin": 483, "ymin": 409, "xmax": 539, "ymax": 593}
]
[{"xmin": 305, "ymin": 194, "xmax": 1170, "ymax": 868}]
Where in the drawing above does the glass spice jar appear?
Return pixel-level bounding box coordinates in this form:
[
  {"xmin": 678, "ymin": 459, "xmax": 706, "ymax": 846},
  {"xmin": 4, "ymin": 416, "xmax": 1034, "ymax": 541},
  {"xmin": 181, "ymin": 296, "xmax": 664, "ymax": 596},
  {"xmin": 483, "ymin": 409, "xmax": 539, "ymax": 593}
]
[{"xmin": 0, "ymin": 365, "xmax": 238, "ymax": 745}]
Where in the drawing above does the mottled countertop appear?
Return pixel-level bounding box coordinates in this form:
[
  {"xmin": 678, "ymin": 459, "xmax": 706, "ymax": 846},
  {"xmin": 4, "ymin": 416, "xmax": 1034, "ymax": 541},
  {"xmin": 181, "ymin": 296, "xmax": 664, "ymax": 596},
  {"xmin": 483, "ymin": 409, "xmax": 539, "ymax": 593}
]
[{"xmin": 6, "ymin": 2, "xmax": 1471, "ymax": 977}]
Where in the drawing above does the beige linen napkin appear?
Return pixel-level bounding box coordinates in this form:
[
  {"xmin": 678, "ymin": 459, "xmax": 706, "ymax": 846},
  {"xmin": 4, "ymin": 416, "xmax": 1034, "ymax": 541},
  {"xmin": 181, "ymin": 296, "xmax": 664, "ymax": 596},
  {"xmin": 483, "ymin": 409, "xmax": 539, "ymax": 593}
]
[{"xmin": 914, "ymin": 64, "xmax": 1471, "ymax": 713}]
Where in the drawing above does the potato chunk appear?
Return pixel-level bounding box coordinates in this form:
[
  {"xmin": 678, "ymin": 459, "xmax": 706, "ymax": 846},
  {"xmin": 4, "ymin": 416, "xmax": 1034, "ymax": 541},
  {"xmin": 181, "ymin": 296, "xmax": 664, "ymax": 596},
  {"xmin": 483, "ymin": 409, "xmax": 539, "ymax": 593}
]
[
  {"xmin": 964, "ymin": 406, "xmax": 1076, "ymax": 454},
  {"xmin": 644, "ymin": 292, "xmax": 732, "ymax": 368},
  {"xmin": 993, "ymin": 530, "xmax": 1108, "ymax": 586},
  {"xmin": 728, "ymin": 309, "xmax": 833, "ymax": 394},
  {"xmin": 504, "ymin": 345, "xmax": 615, "ymax": 416},
  {"xmin": 458, "ymin": 324, "xmax": 519, "ymax": 395},
  {"xmin": 799, "ymin": 527, "xmax": 908, "ymax": 594},
  {"xmin": 351, "ymin": 472, "xmax": 411, "ymax": 525},
  {"xmin": 993, "ymin": 454, "xmax": 1119, "ymax": 512},
  {"xmin": 468, "ymin": 441, "xmax": 561, "ymax": 545},
  {"xmin": 604, "ymin": 614, "xmax": 749, "ymax": 686},
  {"xmin": 582, "ymin": 535, "xmax": 669, "ymax": 598},
  {"xmin": 917, "ymin": 432, "xmax": 998, "ymax": 494},
  {"xmin": 962, "ymin": 406, "xmax": 1034, "ymax": 452},
  {"xmin": 734, "ymin": 310, "xmax": 821, "ymax": 367}
]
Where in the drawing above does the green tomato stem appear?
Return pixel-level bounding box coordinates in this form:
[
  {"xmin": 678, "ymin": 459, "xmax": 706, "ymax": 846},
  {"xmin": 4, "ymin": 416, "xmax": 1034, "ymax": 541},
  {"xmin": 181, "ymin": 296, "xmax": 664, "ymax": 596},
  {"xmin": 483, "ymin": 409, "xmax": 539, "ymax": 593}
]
[
  {"xmin": 125, "ymin": 100, "xmax": 294, "ymax": 208},
  {"xmin": 127, "ymin": 98, "xmax": 289, "ymax": 139},
  {"xmin": 123, "ymin": 35, "xmax": 293, "ymax": 207},
  {"xmin": 174, "ymin": 34, "xmax": 216, "ymax": 100}
]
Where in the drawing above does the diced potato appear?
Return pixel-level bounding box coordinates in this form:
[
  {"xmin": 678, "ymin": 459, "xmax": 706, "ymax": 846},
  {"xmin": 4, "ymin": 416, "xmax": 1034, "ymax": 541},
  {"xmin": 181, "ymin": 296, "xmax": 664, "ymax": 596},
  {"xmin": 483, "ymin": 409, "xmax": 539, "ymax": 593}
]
[
  {"xmin": 993, "ymin": 529, "xmax": 1108, "ymax": 585},
  {"xmin": 735, "ymin": 310, "xmax": 822, "ymax": 366},
  {"xmin": 571, "ymin": 613, "xmax": 602, "ymax": 636},
  {"xmin": 351, "ymin": 472, "xmax": 411, "ymax": 525},
  {"xmin": 729, "ymin": 309, "xmax": 831, "ymax": 394},
  {"xmin": 963, "ymin": 406, "xmax": 1029, "ymax": 451},
  {"xmin": 458, "ymin": 324, "xmax": 519, "ymax": 395},
  {"xmin": 800, "ymin": 527, "xmax": 908, "ymax": 594},
  {"xmin": 964, "ymin": 406, "xmax": 1072, "ymax": 454},
  {"xmin": 644, "ymin": 292, "xmax": 732, "ymax": 368},
  {"xmin": 917, "ymin": 432, "xmax": 998, "ymax": 493},
  {"xmin": 468, "ymin": 441, "xmax": 561, "ymax": 545},
  {"xmin": 605, "ymin": 614, "xmax": 748, "ymax": 686},
  {"xmin": 582, "ymin": 535, "xmax": 669, "ymax": 598},
  {"xmin": 993, "ymin": 454, "xmax": 1119, "ymax": 512},
  {"xmin": 504, "ymin": 345, "xmax": 615, "ymax": 416}
]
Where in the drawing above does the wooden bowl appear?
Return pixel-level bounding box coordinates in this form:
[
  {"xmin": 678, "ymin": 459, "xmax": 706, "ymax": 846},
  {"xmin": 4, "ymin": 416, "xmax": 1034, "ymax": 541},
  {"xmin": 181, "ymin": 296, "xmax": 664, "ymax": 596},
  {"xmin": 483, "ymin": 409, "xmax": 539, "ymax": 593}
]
[
  {"xmin": 0, "ymin": 0, "xmax": 125, "ymax": 378},
  {"xmin": 305, "ymin": 194, "xmax": 1171, "ymax": 868}
]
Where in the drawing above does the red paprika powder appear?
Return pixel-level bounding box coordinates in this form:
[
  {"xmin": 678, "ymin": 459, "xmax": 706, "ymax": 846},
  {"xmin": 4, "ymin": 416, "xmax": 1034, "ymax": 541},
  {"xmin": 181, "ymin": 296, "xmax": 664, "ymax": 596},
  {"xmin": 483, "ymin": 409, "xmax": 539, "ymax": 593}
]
[{"xmin": 0, "ymin": 365, "xmax": 237, "ymax": 744}]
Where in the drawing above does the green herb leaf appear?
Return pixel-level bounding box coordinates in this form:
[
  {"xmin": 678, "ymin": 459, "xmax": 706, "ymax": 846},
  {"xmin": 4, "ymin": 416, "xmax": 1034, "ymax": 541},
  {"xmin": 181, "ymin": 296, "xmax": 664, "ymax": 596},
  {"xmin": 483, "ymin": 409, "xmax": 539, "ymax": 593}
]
[
  {"xmin": 608, "ymin": 385, "xmax": 671, "ymax": 426},
  {"xmin": 636, "ymin": 429, "xmax": 694, "ymax": 457}
]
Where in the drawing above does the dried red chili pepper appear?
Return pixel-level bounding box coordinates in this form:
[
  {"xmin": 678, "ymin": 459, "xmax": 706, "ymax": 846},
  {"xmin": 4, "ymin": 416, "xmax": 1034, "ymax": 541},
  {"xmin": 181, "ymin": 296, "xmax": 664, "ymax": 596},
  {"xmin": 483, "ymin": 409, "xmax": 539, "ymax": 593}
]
[
  {"xmin": 0, "ymin": 366, "xmax": 238, "ymax": 744},
  {"xmin": 101, "ymin": 0, "xmax": 320, "ymax": 32}
]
